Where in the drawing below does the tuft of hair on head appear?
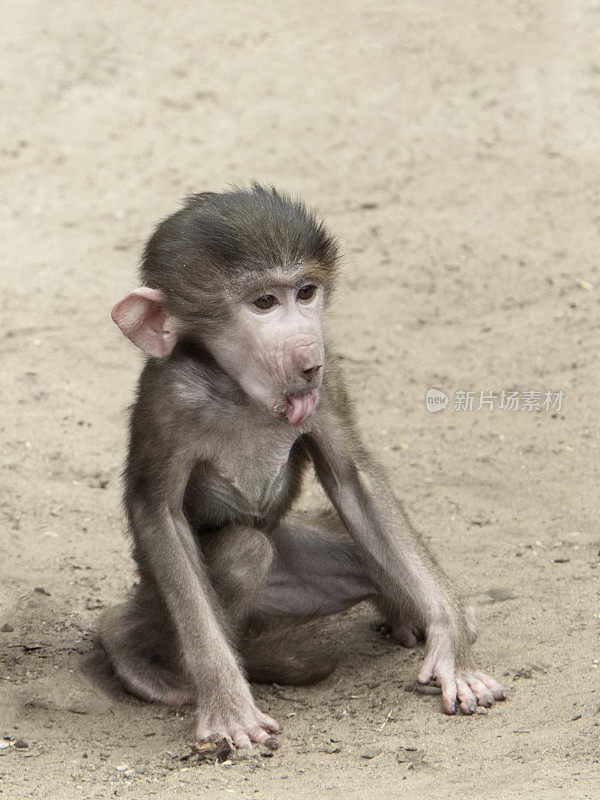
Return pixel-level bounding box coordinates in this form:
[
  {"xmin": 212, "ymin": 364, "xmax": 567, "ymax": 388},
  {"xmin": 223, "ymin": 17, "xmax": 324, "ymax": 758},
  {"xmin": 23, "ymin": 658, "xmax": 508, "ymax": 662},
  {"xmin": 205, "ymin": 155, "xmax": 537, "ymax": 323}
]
[{"xmin": 140, "ymin": 184, "xmax": 339, "ymax": 324}]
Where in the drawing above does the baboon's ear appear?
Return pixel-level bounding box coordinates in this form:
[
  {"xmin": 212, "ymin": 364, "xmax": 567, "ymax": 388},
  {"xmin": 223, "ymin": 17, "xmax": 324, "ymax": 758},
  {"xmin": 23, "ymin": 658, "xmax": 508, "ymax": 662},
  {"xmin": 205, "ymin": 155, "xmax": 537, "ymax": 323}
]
[{"xmin": 111, "ymin": 288, "xmax": 178, "ymax": 358}]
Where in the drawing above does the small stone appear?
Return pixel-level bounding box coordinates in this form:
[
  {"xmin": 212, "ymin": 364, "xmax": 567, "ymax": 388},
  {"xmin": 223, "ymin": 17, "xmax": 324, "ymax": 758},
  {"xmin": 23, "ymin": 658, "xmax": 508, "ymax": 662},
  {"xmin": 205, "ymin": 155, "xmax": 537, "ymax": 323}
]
[
  {"xmin": 14, "ymin": 740, "xmax": 29, "ymax": 749},
  {"xmin": 360, "ymin": 748, "xmax": 381, "ymax": 760},
  {"xmin": 1, "ymin": 623, "xmax": 14, "ymax": 632},
  {"xmin": 34, "ymin": 587, "xmax": 51, "ymax": 596}
]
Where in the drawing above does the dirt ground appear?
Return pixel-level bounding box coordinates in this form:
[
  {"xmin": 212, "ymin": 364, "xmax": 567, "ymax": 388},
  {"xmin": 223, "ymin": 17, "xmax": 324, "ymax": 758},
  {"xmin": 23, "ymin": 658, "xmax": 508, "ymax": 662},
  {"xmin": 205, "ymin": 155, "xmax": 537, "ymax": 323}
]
[{"xmin": 1, "ymin": 1, "xmax": 599, "ymax": 797}]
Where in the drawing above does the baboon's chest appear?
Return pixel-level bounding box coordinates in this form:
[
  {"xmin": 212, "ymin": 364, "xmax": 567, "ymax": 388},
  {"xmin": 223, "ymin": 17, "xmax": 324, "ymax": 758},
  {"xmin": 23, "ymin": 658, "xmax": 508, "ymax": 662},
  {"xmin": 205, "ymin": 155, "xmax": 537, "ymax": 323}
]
[{"xmin": 210, "ymin": 417, "xmax": 299, "ymax": 514}]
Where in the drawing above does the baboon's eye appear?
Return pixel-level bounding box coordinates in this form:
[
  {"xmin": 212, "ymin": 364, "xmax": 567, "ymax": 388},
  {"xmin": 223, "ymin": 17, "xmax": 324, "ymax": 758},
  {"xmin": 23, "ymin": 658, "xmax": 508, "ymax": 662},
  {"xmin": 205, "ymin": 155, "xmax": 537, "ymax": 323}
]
[
  {"xmin": 297, "ymin": 284, "xmax": 317, "ymax": 302},
  {"xmin": 254, "ymin": 294, "xmax": 277, "ymax": 310}
]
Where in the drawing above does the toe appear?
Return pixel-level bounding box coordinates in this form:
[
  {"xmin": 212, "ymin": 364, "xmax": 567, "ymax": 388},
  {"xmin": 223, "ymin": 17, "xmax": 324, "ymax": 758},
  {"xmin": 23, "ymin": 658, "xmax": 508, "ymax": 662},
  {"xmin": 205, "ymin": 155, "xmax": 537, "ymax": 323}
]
[
  {"xmin": 438, "ymin": 674, "xmax": 458, "ymax": 715},
  {"xmin": 468, "ymin": 676, "xmax": 494, "ymax": 707},
  {"xmin": 417, "ymin": 655, "xmax": 435, "ymax": 685},
  {"xmin": 475, "ymin": 672, "xmax": 507, "ymax": 701},
  {"xmin": 249, "ymin": 727, "xmax": 278, "ymax": 747},
  {"xmin": 232, "ymin": 731, "xmax": 253, "ymax": 750},
  {"xmin": 456, "ymin": 678, "xmax": 477, "ymax": 714},
  {"xmin": 257, "ymin": 711, "xmax": 280, "ymax": 733}
]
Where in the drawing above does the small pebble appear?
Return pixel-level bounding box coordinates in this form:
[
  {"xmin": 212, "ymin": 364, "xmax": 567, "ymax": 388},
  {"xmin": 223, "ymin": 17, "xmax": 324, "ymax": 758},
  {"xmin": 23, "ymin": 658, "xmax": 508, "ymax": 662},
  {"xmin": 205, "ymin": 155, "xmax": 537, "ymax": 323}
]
[
  {"xmin": 14, "ymin": 740, "xmax": 29, "ymax": 749},
  {"xmin": 1, "ymin": 623, "xmax": 14, "ymax": 632},
  {"xmin": 360, "ymin": 748, "xmax": 381, "ymax": 760}
]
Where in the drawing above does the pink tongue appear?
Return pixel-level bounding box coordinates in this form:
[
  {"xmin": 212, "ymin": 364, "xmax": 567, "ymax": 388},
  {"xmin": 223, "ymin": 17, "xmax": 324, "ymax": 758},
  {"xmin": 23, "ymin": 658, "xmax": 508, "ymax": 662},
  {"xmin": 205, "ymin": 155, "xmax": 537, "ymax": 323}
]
[{"xmin": 285, "ymin": 391, "xmax": 317, "ymax": 425}]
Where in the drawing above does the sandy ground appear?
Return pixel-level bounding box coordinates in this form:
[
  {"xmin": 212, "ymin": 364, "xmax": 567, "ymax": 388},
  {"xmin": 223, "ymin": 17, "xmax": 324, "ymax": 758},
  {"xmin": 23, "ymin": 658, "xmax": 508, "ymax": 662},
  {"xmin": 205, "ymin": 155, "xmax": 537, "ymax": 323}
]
[{"xmin": 1, "ymin": 1, "xmax": 599, "ymax": 797}]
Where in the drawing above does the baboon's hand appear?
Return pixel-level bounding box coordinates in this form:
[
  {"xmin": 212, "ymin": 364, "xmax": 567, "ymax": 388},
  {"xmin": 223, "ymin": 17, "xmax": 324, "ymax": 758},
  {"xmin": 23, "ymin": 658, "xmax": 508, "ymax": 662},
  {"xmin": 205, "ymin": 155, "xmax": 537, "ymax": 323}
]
[
  {"xmin": 417, "ymin": 627, "xmax": 506, "ymax": 715},
  {"xmin": 195, "ymin": 696, "xmax": 280, "ymax": 750}
]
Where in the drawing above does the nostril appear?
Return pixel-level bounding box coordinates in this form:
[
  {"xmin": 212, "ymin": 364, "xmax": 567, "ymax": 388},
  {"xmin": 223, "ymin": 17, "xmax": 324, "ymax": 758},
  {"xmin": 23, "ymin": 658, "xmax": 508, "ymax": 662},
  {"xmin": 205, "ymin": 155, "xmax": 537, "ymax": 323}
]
[{"xmin": 303, "ymin": 365, "xmax": 322, "ymax": 381}]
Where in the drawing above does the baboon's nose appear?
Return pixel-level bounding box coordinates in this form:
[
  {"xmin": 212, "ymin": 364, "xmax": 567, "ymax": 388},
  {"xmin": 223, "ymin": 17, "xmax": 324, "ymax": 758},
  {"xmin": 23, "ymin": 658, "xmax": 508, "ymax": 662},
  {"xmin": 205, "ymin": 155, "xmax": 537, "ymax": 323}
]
[
  {"xmin": 302, "ymin": 364, "xmax": 322, "ymax": 382},
  {"xmin": 292, "ymin": 341, "xmax": 322, "ymax": 383}
]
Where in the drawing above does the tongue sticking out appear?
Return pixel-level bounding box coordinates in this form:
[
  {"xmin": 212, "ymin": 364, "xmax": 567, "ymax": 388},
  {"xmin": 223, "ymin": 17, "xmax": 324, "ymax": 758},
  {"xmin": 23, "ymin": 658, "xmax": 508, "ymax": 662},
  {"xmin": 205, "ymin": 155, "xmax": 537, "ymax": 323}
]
[{"xmin": 284, "ymin": 391, "xmax": 317, "ymax": 426}]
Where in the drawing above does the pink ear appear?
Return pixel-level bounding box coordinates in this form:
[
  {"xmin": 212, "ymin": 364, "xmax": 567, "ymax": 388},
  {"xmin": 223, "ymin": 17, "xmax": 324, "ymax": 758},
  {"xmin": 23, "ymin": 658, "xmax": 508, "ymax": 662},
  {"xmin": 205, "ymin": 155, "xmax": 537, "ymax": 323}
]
[{"xmin": 111, "ymin": 287, "xmax": 178, "ymax": 358}]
